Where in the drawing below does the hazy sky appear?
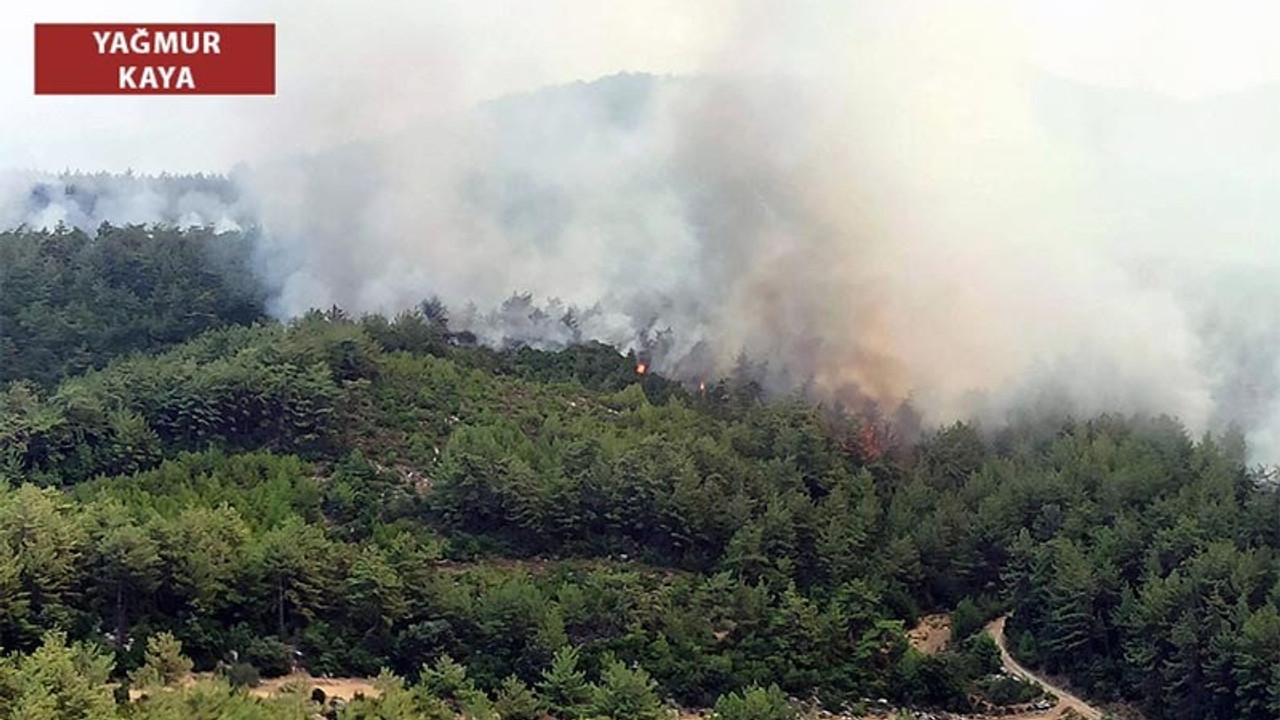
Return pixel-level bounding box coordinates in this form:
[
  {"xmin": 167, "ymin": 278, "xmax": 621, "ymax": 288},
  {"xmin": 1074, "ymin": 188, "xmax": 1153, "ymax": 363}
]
[{"xmin": 4, "ymin": 0, "xmax": 1280, "ymax": 172}]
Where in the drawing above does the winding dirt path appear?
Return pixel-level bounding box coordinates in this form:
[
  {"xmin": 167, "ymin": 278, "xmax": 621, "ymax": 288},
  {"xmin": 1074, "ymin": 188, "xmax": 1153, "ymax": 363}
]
[{"xmin": 986, "ymin": 616, "xmax": 1103, "ymax": 720}]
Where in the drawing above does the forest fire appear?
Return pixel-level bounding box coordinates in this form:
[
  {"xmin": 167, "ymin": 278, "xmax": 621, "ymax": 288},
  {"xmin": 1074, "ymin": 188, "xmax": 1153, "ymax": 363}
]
[
  {"xmin": 635, "ymin": 362, "xmax": 647, "ymax": 375},
  {"xmin": 830, "ymin": 403, "xmax": 914, "ymax": 464},
  {"xmin": 858, "ymin": 421, "xmax": 885, "ymax": 461}
]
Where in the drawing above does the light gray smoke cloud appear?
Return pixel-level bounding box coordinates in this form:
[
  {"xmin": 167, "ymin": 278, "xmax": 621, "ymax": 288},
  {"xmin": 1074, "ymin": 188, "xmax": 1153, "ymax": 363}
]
[
  {"xmin": 4, "ymin": 1, "xmax": 1280, "ymax": 459},
  {"xmin": 0, "ymin": 170, "xmax": 250, "ymax": 232}
]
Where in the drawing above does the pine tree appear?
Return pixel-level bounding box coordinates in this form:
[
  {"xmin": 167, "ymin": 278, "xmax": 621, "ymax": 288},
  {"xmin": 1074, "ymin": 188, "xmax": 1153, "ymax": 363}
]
[
  {"xmin": 494, "ymin": 675, "xmax": 540, "ymax": 720},
  {"xmin": 5, "ymin": 631, "xmax": 115, "ymax": 720},
  {"xmin": 538, "ymin": 646, "xmax": 592, "ymax": 720},
  {"xmin": 420, "ymin": 655, "xmax": 478, "ymax": 709},
  {"xmin": 1163, "ymin": 610, "xmax": 1207, "ymax": 720},
  {"xmin": 589, "ymin": 658, "xmax": 668, "ymax": 720},
  {"xmin": 345, "ymin": 545, "xmax": 408, "ymax": 631},
  {"xmin": 0, "ymin": 538, "xmax": 32, "ymax": 649},
  {"xmin": 130, "ymin": 632, "xmax": 193, "ymax": 689},
  {"xmin": 89, "ymin": 506, "xmax": 161, "ymax": 649},
  {"xmin": 1043, "ymin": 539, "xmax": 1095, "ymax": 674},
  {"xmin": 1233, "ymin": 604, "xmax": 1280, "ymax": 720},
  {"xmin": 255, "ymin": 517, "xmax": 331, "ymax": 636}
]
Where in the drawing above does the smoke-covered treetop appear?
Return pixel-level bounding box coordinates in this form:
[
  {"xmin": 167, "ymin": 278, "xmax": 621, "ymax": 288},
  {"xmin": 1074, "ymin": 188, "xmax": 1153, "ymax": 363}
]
[{"xmin": 0, "ymin": 170, "xmax": 251, "ymax": 233}]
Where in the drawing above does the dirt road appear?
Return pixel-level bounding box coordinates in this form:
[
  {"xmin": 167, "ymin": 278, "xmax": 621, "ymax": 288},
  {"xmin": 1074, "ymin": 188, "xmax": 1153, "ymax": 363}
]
[{"xmin": 986, "ymin": 616, "xmax": 1103, "ymax": 720}]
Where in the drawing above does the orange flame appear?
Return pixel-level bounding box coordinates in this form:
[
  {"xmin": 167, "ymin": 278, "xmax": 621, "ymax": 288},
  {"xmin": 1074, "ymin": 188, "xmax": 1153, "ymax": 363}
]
[
  {"xmin": 636, "ymin": 362, "xmax": 647, "ymax": 375},
  {"xmin": 858, "ymin": 422, "xmax": 883, "ymax": 461}
]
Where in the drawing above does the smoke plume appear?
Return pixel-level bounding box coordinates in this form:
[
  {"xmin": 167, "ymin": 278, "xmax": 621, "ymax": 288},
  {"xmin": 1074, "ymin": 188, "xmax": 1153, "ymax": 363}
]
[
  {"xmin": 0, "ymin": 171, "xmax": 249, "ymax": 232},
  {"xmin": 6, "ymin": 1, "xmax": 1280, "ymax": 458}
]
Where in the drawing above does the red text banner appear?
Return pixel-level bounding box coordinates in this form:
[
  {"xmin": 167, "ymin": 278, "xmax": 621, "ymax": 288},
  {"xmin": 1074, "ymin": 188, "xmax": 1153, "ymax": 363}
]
[{"xmin": 35, "ymin": 23, "xmax": 275, "ymax": 95}]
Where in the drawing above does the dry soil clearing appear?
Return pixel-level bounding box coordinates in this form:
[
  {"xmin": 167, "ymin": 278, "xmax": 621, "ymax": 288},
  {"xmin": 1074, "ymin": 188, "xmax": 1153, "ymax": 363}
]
[
  {"xmin": 907, "ymin": 613, "xmax": 953, "ymax": 654},
  {"xmin": 248, "ymin": 671, "xmax": 382, "ymax": 701}
]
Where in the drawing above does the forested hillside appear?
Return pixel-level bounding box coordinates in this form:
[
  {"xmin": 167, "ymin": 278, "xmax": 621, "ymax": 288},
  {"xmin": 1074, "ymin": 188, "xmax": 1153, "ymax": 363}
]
[
  {"xmin": 0, "ymin": 226, "xmax": 1277, "ymax": 720},
  {"xmin": 0, "ymin": 224, "xmax": 264, "ymax": 387}
]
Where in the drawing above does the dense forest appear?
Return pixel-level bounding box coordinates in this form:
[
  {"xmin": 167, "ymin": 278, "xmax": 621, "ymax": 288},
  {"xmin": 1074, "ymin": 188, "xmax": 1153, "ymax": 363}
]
[
  {"xmin": 0, "ymin": 223, "xmax": 263, "ymax": 388},
  {"xmin": 0, "ymin": 225, "xmax": 1277, "ymax": 720}
]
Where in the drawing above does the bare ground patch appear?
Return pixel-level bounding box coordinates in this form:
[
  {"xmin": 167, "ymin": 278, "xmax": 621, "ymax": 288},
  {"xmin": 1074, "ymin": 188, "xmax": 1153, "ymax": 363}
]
[
  {"xmin": 248, "ymin": 671, "xmax": 382, "ymax": 701},
  {"xmin": 907, "ymin": 613, "xmax": 953, "ymax": 655}
]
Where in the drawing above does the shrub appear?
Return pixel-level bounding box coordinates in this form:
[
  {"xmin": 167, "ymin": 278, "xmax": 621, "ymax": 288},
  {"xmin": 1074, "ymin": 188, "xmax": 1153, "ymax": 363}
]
[
  {"xmin": 243, "ymin": 636, "xmax": 293, "ymax": 678},
  {"xmin": 966, "ymin": 632, "xmax": 1003, "ymax": 675},
  {"xmin": 978, "ymin": 675, "xmax": 1043, "ymax": 706},
  {"xmin": 226, "ymin": 662, "xmax": 260, "ymax": 688},
  {"xmin": 711, "ymin": 684, "xmax": 795, "ymax": 720}
]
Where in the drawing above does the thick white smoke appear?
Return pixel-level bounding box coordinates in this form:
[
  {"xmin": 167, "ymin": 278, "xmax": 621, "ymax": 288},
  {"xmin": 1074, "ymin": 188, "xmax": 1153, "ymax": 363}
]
[
  {"xmin": 4, "ymin": 1, "xmax": 1280, "ymax": 458},
  {"xmin": 0, "ymin": 170, "xmax": 249, "ymax": 232},
  {"xmin": 233, "ymin": 3, "xmax": 1280, "ymax": 457}
]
